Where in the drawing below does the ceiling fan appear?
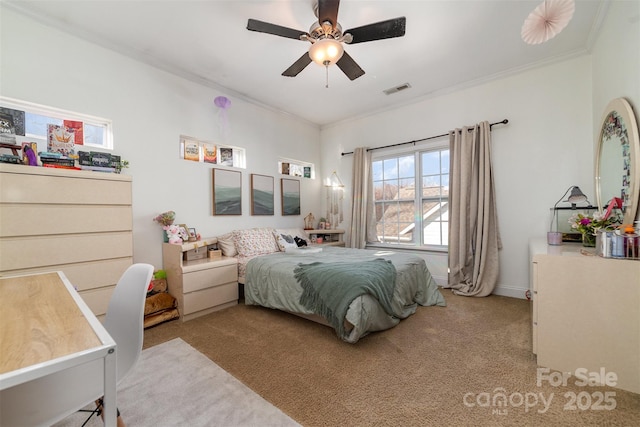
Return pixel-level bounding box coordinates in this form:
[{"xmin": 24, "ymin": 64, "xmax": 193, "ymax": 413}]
[{"xmin": 247, "ymin": 0, "xmax": 406, "ymax": 83}]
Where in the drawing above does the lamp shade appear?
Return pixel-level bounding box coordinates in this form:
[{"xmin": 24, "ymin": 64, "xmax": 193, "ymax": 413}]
[
  {"xmin": 309, "ymin": 38, "xmax": 344, "ymax": 66},
  {"xmin": 566, "ymin": 186, "xmax": 588, "ymax": 204},
  {"xmin": 550, "ymin": 185, "xmax": 590, "ymax": 233}
]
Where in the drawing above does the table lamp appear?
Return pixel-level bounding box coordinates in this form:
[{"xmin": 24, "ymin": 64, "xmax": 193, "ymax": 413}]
[{"xmin": 548, "ymin": 185, "xmax": 589, "ymax": 245}]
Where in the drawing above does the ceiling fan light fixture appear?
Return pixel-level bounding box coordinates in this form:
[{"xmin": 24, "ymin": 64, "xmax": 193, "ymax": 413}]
[{"xmin": 308, "ymin": 38, "xmax": 344, "ymax": 66}]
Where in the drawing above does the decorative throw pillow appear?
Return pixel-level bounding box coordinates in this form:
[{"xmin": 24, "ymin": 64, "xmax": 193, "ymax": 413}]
[
  {"xmin": 274, "ymin": 228, "xmax": 309, "ymax": 250},
  {"xmin": 216, "ymin": 233, "xmax": 237, "ymax": 257},
  {"xmin": 275, "ymin": 233, "xmax": 298, "ymax": 251},
  {"xmin": 233, "ymin": 227, "xmax": 279, "ymax": 257},
  {"xmin": 294, "ymin": 236, "xmax": 308, "ymax": 247}
]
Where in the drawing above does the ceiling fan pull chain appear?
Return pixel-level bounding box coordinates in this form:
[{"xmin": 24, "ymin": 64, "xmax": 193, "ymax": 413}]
[{"xmin": 325, "ymin": 64, "xmax": 329, "ymax": 88}]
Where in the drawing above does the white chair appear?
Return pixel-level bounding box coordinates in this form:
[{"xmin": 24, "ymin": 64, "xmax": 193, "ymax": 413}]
[{"xmin": 80, "ymin": 263, "xmax": 154, "ymax": 426}]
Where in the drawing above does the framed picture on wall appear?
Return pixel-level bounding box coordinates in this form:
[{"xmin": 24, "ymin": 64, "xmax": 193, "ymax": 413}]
[
  {"xmin": 250, "ymin": 174, "xmax": 274, "ymax": 215},
  {"xmin": 212, "ymin": 168, "xmax": 242, "ymax": 215},
  {"xmin": 281, "ymin": 178, "xmax": 300, "ymax": 216}
]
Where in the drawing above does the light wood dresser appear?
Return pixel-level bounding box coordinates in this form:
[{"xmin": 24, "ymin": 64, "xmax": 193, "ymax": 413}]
[
  {"xmin": 0, "ymin": 163, "xmax": 133, "ymax": 317},
  {"xmin": 529, "ymin": 237, "xmax": 640, "ymax": 394}
]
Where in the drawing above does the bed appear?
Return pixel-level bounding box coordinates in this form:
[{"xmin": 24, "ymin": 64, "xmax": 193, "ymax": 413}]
[{"xmin": 242, "ymin": 245, "xmax": 446, "ymax": 343}]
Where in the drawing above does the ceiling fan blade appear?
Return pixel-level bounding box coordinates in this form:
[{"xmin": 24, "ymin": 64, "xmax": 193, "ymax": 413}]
[
  {"xmin": 282, "ymin": 53, "xmax": 313, "ymax": 77},
  {"xmin": 247, "ymin": 19, "xmax": 309, "ymax": 40},
  {"xmin": 345, "ymin": 17, "xmax": 406, "ymax": 44},
  {"xmin": 317, "ymin": 0, "xmax": 340, "ymax": 27},
  {"xmin": 336, "ymin": 51, "xmax": 365, "ymax": 81}
]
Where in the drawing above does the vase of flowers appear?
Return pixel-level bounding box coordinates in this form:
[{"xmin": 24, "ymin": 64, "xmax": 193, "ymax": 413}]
[
  {"xmin": 569, "ymin": 210, "xmax": 621, "ymax": 248},
  {"xmin": 153, "ymin": 211, "xmax": 176, "ymax": 242}
]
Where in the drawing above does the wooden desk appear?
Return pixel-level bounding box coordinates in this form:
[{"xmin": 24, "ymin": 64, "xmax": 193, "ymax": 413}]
[{"xmin": 0, "ymin": 271, "xmax": 117, "ymax": 426}]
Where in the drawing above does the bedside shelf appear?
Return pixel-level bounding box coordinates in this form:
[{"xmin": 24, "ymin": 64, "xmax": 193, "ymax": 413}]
[{"xmin": 306, "ymin": 229, "xmax": 345, "ymax": 247}]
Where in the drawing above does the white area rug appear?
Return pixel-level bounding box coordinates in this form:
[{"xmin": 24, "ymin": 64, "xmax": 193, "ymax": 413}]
[{"xmin": 54, "ymin": 338, "xmax": 300, "ymax": 427}]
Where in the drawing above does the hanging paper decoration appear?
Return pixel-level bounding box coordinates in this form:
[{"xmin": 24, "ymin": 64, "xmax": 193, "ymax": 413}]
[
  {"xmin": 521, "ymin": 0, "xmax": 575, "ymax": 45},
  {"xmin": 214, "ymin": 96, "xmax": 232, "ymax": 138}
]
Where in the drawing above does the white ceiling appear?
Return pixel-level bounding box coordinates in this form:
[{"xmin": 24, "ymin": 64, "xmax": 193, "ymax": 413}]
[{"xmin": 4, "ymin": 0, "xmax": 607, "ymax": 127}]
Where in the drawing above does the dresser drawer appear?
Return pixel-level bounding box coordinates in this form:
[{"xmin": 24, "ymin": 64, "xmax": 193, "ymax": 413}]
[
  {"xmin": 183, "ymin": 282, "xmax": 238, "ymax": 314},
  {"xmin": 183, "ymin": 264, "xmax": 237, "ymax": 293}
]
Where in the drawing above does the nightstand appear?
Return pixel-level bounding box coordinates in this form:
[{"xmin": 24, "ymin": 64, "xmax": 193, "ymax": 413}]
[{"xmin": 162, "ymin": 239, "xmax": 238, "ymax": 321}]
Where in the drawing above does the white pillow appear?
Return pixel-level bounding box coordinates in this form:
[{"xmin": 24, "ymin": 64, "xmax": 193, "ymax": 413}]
[
  {"xmin": 274, "ymin": 228, "xmax": 309, "ymax": 250},
  {"xmin": 275, "ymin": 232, "xmax": 298, "ymax": 251},
  {"xmin": 216, "ymin": 233, "xmax": 237, "ymax": 257}
]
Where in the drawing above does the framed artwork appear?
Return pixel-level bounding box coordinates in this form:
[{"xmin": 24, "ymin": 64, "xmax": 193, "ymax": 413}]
[
  {"xmin": 250, "ymin": 174, "xmax": 274, "ymax": 215},
  {"xmin": 187, "ymin": 227, "xmax": 197, "ymax": 241},
  {"xmin": 220, "ymin": 147, "xmax": 233, "ymax": 166},
  {"xmin": 212, "ymin": 168, "xmax": 242, "ymax": 215},
  {"xmin": 203, "ymin": 143, "xmax": 217, "ymax": 164},
  {"xmin": 177, "ymin": 224, "xmax": 190, "ymax": 241},
  {"xmin": 281, "ymin": 178, "xmax": 300, "ymax": 216}
]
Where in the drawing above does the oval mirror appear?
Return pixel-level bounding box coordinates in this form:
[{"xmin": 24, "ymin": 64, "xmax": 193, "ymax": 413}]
[{"xmin": 595, "ymin": 98, "xmax": 640, "ymax": 225}]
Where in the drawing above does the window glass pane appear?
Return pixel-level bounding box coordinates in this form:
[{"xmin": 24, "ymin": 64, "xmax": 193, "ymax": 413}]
[
  {"xmin": 372, "ymin": 161, "xmax": 383, "ymax": 181},
  {"xmin": 398, "ymin": 155, "xmax": 414, "ymax": 178},
  {"xmin": 398, "ymin": 178, "xmax": 415, "ymax": 199},
  {"xmin": 381, "ymin": 179, "xmax": 398, "ymax": 200},
  {"xmin": 422, "ymin": 176, "xmax": 442, "ymax": 197},
  {"xmin": 422, "ymin": 200, "xmax": 449, "ymax": 246},
  {"xmin": 422, "ymin": 151, "xmax": 440, "ymax": 175},
  {"xmin": 373, "ymin": 181, "xmax": 384, "ymax": 201},
  {"xmin": 83, "ymin": 123, "xmax": 104, "ymax": 147},
  {"xmin": 383, "ymin": 158, "xmax": 398, "ymax": 179},
  {"xmin": 25, "ymin": 112, "xmax": 62, "ymax": 137},
  {"xmin": 441, "ymin": 149, "xmax": 450, "ymax": 174},
  {"xmin": 442, "ymin": 173, "xmax": 450, "ymax": 196}
]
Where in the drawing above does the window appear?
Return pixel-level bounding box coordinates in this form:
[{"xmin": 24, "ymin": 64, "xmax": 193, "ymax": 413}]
[
  {"xmin": 1, "ymin": 96, "xmax": 113, "ymax": 150},
  {"xmin": 279, "ymin": 158, "xmax": 314, "ymax": 179},
  {"xmin": 372, "ymin": 145, "xmax": 449, "ymax": 249}
]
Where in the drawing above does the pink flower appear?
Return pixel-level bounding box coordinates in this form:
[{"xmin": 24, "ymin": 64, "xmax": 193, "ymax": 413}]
[{"xmin": 579, "ymin": 218, "xmax": 592, "ymax": 226}]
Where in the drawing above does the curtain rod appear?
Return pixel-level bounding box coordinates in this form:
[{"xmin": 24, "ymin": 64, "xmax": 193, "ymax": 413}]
[{"xmin": 341, "ymin": 119, "xmax": 508, "ymax": 156}]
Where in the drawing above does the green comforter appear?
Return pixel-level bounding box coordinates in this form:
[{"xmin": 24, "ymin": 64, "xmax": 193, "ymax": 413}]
[
  {"xmin": 295, "ymin": 258, "xmax": 397, "ymax": 339},
  {"xmin": 244, "ymin": 246, "xmax": 446, "ymax": 343}
]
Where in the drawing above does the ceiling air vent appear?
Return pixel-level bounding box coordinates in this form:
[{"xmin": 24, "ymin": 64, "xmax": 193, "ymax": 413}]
[{"xmin": 383, "ymin": 83, "xmax": 412, "ymax": 95}]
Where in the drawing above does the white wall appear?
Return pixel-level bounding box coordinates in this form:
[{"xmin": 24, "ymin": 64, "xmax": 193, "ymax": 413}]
[
  {"xmin": 320, "ymin": 57, "xmax": 594, "ymax": 297},
  {"xmin": 0, "ymin": 7, "xmax": 322, "ymax": 270}
]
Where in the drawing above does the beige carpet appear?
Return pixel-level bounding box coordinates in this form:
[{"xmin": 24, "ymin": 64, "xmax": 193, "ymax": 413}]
[
  {"xmin": 143, "ymin": 292, "xmax": 640, "ymax": 426},
  {"xmin": 54, "ymin": 338, "xmax": 300, "ymax": 427}
]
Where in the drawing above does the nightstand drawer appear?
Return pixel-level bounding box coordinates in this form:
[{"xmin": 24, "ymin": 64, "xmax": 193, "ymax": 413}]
[
  {"xmin": 183, "ymin": 282, "xmax": 238, "ymax": 314},
  {"xmin": 183, "ymin": 263, "xmax": 237, "ymax": 293}
]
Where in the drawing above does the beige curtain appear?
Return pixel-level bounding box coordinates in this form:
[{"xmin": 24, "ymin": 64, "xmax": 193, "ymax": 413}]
[
  {"xmin": 447, "ymin": 121, "xmax": 502, "ymax": 297},
  {"xmin": 348, "ymin": 147, "xmax": 378, "ymax": 248}
]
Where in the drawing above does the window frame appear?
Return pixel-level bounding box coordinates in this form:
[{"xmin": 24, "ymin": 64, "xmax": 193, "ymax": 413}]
[
  {"xmin": 0, "ymin": 96, "xmax": 113, "ymax": 150},
  {"xmin": 370, "ymin": 139, "xmax": 449, "ymax": 252}
]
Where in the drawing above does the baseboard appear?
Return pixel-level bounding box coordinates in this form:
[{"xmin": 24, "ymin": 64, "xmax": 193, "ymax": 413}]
[
  {"xmin": 436, "ymin": 281, "xmax": 529, "ymax": 300},
  {"xmin": 492, "ymin": 284, "xmax": 529, "ymax": 300},
  {"xmin": 431, "ymin": 274, "xmax": 448, "ymax": 287}
]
